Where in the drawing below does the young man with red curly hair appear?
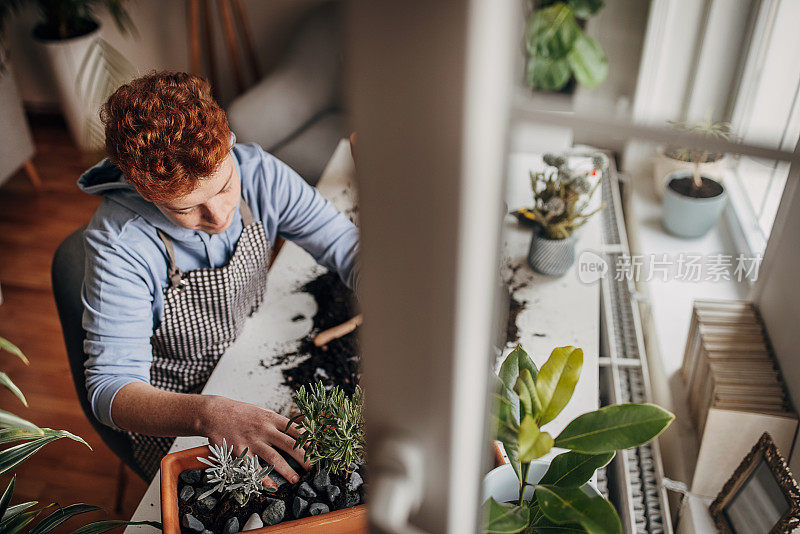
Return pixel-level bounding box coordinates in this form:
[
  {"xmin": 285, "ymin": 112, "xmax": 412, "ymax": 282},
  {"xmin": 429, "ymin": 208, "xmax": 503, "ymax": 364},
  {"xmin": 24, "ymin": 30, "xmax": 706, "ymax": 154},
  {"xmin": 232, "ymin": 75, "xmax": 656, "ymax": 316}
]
[{"xmin": 78, "ymin": 71, "xmax": 359, "ymax": 481}]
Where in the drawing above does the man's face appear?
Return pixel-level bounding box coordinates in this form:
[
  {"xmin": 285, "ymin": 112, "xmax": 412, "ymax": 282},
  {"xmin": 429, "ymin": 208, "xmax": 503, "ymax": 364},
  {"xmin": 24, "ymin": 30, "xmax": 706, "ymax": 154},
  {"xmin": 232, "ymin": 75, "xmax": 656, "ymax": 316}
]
[{"xmin": 153, "ymin": 154, "xmax": 241, "ymax": 235}]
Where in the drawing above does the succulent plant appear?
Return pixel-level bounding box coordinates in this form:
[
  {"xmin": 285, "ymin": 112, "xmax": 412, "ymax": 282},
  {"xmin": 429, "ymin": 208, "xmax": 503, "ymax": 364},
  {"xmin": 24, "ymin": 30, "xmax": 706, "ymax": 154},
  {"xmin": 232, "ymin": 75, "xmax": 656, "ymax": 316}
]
[
  {"xmin": 288, "ymin": 381, "xmax": 364, "ymax": 476},
  {"xmin": 197, "ymin": 438, "xmax": 274, "ymax": 504}
]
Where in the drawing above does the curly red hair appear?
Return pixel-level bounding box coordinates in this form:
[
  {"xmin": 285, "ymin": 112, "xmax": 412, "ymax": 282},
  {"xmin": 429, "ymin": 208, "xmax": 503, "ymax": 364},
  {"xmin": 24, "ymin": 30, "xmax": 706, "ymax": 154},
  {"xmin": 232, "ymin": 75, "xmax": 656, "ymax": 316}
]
[{"xmin": 101, "ymin": 71, "xmax": 231, "ymax": 201}]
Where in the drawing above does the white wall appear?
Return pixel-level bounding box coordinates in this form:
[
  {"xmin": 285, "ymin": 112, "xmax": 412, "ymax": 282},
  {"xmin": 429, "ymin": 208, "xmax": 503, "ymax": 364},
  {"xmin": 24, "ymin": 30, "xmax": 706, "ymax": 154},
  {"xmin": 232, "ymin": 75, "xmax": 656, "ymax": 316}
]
[{"xmin": 5, "ymin": 0, "xmax": 324, "ymax": 109}]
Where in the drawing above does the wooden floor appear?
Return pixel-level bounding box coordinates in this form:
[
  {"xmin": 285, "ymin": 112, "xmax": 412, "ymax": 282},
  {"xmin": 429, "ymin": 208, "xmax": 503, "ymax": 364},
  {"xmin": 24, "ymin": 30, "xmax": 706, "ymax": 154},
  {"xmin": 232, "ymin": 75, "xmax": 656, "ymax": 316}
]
[{"xmin": 0, "ymin": 115, "xmax": 149, "ymax": 529}]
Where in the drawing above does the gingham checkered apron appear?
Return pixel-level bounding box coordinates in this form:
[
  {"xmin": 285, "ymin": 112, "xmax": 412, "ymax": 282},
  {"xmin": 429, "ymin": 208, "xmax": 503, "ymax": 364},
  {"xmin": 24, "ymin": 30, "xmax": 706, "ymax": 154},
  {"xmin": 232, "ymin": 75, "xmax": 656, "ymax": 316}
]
[{"xmin": 126, "ymin": 199, "xmax": 270, "ymax": 479}]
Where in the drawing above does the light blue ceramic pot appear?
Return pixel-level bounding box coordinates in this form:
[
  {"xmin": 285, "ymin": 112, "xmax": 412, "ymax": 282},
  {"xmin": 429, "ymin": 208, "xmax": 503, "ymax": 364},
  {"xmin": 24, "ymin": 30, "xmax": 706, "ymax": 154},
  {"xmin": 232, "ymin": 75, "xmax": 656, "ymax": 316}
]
[{"xmin": 662, "ymin": 170, "xmax": 727, "ymax": 238}]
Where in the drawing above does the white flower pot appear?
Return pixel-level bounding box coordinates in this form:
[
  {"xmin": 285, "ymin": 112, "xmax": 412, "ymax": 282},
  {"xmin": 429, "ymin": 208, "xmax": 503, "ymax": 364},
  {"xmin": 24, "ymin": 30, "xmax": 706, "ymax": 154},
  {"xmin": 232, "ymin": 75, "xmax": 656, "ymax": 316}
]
[
  {"xmin": 0, "ymin": 62, "xmax": 35, "ymax": 187},
  {"xmin": 483, "ymin": 462, "xmax": 601, "ymax": 504},
  {"xmin": 33, "ymin": 22, "xmax": 103, "ymax": 152},
  {"xmin": 652, "ymin": 150, "xmax": 727, "ymax": 200}
]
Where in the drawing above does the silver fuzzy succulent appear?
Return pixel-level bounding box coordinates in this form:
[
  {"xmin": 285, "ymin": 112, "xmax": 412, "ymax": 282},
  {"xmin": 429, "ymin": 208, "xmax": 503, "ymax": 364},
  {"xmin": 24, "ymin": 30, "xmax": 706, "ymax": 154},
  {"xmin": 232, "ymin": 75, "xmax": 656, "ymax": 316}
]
[
  {"xmin": 196, "ymin": 438, "xmax": 274, "ymax": 504},
  {"xmin": 544, "ymin": 197, "xmax": 565, "ymax": 216},
  {"xmin": 572, "ymin": 176, "xmax": 592, "ymax": 195}
]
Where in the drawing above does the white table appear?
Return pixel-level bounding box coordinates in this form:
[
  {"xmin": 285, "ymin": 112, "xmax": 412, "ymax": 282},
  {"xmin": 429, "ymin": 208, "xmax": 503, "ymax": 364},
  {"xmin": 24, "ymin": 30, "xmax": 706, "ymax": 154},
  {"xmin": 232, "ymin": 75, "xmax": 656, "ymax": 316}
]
[
  {"xmin": 124, "ymin": 140, "xmax": 357, "ymax": 532},
  {"xmin": 498, "ymin": 151, "xmax": 601, "ymax": 458}
]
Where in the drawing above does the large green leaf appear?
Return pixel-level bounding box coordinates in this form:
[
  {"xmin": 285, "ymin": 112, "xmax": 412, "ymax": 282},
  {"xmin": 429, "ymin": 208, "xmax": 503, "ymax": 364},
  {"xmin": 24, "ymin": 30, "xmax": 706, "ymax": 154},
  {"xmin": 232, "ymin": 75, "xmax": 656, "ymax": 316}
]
[
  {"xmin": 539, "ymin": 451, "xmax": 614, "ymax": 488},
  {"xmin": 0, "ymin": 428, "xmax": 49, "ymax": 445},
  {"xmin": 535, "ymin": 347, "xmax": 583, "ymax": 425},
  {"xmin": 554, "ymin": 404, "xmax": 674, "ymax": 453},
  {"xmin": 0, "ymin": 410, "xmax": 41, "ymax": 433},
  {"xmin": 535, "ymin": 485, "xmax": 622, "ymax": 534},
  {"xmin": 514, "ymin": 369, "xmax": 538, "ymax": 420},
  {"xmin": 0, "ymin": 337, "xmax": 28, "ymax": 365},
  {"xmin": 0, "ymin": 431, "xmax": 90, "ymax": 475},
  {"xmin": 494, "ymin": 393, "xmax": 521, "ymax": 480},
  {"xmin": 568, "ymin": 0, "xmax": 604, "ymax": 19},
  {"xmin": 29, "ymin": 504, "xmax": 101, "ymax": 534},
  {"xmin": 526, "ymin": 4, "xmax": 580, "ymax": 58},
  {"xmin": 482, "ymin": 498, "xmax": 530, "ymax": 534},
  {"xmin": 0, "ymin": 475, "xmax": 14, "ymax": 519},
  {"xmin": 531, "ymin": 516, "xmax": 589, "ymax": 533},
  {"xmin": 70, "ymin": 520, "xmax": 162, "ymax": 534},
  {"xmin": 499, "ymin": 346, "xmax": 538, "ymax": 391},
  {"xmin": 567, "ymin": 32, "xmax": 607, "ymax": 88},
  {"xmin": 527, "ymin": 56, "xmax": 572, "ymax": 92},
  {"xmin": 0, "ymin": 373, "xmax": 27, "ymax": 407},
  {"xmin": 518, "ymin": 415, "xmax": 554, "ymax": 462}
]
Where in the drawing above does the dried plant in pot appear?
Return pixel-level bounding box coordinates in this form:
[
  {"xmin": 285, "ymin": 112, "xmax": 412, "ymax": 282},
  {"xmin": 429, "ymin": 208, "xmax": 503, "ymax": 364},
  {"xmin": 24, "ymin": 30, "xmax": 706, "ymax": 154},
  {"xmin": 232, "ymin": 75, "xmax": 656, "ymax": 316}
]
[
  {"xmin": 660, "ymin": 118, "xmax": 737, "ymax": 238},
  {"xmin": 482, "ymin": 345, "xmax": 674, "ymax": 534},
  {"xmin": 161, "ymin": 381, "xmax": 367, "ymax": 534},
  {"xmin": 513, "ymin": 153, "xmax": 605, "ymax": 276}
]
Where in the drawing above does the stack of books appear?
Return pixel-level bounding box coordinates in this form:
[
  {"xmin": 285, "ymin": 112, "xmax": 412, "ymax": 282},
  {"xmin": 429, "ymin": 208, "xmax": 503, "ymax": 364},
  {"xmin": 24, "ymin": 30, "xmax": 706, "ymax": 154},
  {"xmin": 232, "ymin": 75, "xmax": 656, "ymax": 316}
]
[{"xmin": 682, "ymin": 300, "xmax": 797, "ymax": 497}]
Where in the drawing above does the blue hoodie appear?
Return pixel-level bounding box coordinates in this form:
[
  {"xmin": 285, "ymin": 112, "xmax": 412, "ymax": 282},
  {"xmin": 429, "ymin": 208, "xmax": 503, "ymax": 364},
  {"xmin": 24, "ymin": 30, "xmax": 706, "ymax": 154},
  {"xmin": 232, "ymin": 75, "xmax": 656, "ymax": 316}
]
[{"xmin": 78, "ymin": 140, "xmax": 360, "ymax": 430}]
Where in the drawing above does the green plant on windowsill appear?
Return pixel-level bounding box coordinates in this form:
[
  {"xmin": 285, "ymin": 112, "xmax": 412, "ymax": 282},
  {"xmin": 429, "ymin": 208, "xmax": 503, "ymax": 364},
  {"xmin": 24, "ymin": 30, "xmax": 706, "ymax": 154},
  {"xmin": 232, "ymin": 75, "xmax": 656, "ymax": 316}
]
[
  {"xmin": 525, "ymin": 0, "xmax": 608, "ymax": 92},
  {"xmin": 483, "ymin": 345, "xmax": 674, "ymax": 534},
  {"xmin": 0, "ymin": 335, "xmax": 160, "ymax": 533}
]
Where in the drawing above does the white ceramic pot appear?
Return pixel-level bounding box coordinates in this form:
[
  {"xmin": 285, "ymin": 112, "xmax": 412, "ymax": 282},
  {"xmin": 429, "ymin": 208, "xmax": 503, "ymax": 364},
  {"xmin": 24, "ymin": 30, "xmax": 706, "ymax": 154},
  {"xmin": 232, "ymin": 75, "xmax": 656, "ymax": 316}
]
[
  {"xmin": 0, "ymin": 61, "xmax": 35, "ymax": 186},
  {"xmin": 34, "ymin": 23, "xmax": 102, "ymax": 152},
  {"xmin": 483, "ymin": 462, "xmax": 601, "ymax": 504},
  {"xmin": 652, "ymin": 150, "xmax": 727, "ymax": 200}
]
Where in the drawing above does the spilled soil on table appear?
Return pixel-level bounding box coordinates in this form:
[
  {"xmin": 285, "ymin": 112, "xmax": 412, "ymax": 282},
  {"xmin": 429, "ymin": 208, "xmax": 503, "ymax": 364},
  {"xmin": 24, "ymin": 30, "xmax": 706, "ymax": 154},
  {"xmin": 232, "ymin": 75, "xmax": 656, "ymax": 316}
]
[{"xmin": 261, "ymin": 271, "xmax": 360, "ymax": 395}]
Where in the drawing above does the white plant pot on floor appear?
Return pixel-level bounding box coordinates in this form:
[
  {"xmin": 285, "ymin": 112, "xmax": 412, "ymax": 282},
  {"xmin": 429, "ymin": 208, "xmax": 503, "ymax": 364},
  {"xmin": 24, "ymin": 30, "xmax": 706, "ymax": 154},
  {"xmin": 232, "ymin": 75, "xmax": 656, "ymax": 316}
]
[
  {"xmin": 483, "ymin": 462, "xmax": 601, "ymax": 504},
  {"xmin": 34, "ymin": 23, "xmax": 102, "ymax": 152},
  {"xmin": 0, "ymin": 62, "xmax": 35, "ymax": 187}
]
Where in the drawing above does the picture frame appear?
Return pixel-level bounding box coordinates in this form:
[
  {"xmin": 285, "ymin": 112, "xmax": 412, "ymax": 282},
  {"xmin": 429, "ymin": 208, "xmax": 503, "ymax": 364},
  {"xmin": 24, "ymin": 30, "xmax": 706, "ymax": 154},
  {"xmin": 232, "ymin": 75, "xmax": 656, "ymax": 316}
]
[{"xmin": 710, "ymin": 432, "xmax": 800, "ymax": 533}]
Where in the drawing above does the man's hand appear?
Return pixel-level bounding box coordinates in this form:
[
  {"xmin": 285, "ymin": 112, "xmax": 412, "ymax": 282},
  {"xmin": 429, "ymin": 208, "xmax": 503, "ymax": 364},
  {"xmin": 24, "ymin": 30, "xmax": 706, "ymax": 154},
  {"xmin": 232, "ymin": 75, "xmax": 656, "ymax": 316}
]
[{"xmin": 200, "ymin": 396, "xmax": 310, "ymax": 484}]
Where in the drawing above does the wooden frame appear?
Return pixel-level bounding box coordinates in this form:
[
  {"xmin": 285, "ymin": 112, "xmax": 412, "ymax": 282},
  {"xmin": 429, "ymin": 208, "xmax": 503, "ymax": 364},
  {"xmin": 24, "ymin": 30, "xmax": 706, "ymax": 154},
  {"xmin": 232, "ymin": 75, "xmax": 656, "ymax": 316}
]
[{"xmin": 710, "ymin": 432, "xmax": 800, "ymax": 533}]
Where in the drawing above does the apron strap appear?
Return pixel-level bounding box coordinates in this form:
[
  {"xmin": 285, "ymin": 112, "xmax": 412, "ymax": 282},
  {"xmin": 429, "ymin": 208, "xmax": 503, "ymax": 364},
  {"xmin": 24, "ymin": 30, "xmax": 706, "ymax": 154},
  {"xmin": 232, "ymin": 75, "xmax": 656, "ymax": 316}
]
[
  {"xmin": 156, "ymin": 228, "xmax": 184, "ymax": 289},
  {"xmin": 156, "ymin": 197, "xmax": 257, "ymax": 289}
]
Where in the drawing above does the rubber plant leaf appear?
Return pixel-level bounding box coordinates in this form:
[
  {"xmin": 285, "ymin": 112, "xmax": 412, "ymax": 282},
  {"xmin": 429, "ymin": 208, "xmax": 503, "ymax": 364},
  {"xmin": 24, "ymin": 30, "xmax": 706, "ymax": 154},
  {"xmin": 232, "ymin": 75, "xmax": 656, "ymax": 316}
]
[
  {"xmin": 539, "ymin": 451, "xmax": 615, "ymax": 488},
  {"xmin": 518, "ymin": 415, "xmax": 554, "ymax": 462},
  {"xmin": 482, "ymin": 497, "xmax": 530, "ymax": 534},
  {"xmin": 525, "ymin": 3, "xmax": 579, "ymax": 58},
  {"xmin": 566, "ymin": 31, "xmax": 608, "ymax": 88},
  {"xmin": 554, "ymin": 404, "xmax": 674, "ymax": 453},
  {"xmin": 494, "ymin": 392, "xmax": 521, "ymax": 480},
  {"xmin": 0, "ymin": 337, "xmax": 28, "ymax": 365},
  {"xmin": 531, "ymin": 515, "xmax": 592, "ymax": 533},
  {"xmin": 568, "ymin": 0, "xmax": 604, "ymax": 19},
  {"xmin": 527, "ymin": 55, "xmax": 572, "ymax": 91},
  {"xmin": 0, "ymin": 372, "xmax": 27, "ymax": 407},
  {"xmin": 514, "ymin": 369, "xmax": 538, "ymax": 420},
  {"xmin": 69, "ymin": 520, "xmax": 163, "ymax": 534},
  {"xmin": 499, "ymin": 345, "xmax": 538, "ymax": 392},
  {"xmin": 535, "ymin": 347, "xmax": 583, "ymax": 426},
  {"xmin": 535, "ymin": 485, "xmax": 622, "ymax": 534},
  {"xmin": 29, "ymin": 504, "xmax": 101, "ymax": 534},
  {"xmin": 0, "ymin": 475, "xmax": 14, "ymax": 519},
  {"xmin": 0, "ymin": 410, "xmax": 41, "ymax": 433}
]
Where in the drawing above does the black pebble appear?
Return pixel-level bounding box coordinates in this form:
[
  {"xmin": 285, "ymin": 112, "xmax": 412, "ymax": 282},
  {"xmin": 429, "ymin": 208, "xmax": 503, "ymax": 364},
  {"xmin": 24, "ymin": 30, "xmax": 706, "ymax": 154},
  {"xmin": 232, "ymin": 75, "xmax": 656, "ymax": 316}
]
[
  {"xmin": 293, "ymin": 496, "xmax": 309, "ymax": 518},
  {"xmin": 179, "ymin": 485, "xmax": 195, "ymax": 503},
  {"xmin": 297, "ymin": 481, "xmax": 317, "ymax": 499},
  {"xmin": 326, "ymin": 485, "xmax": 341, "ymax": 503},
  {"xmin": 180, "ymin": 469, "xmax": 202, "ymax": 485},
  {"xmin": 312, "ymin": 471, "xmax": 331, "ymax": 491},
  {"xmin": 261, "ymin": 498, "xmax": 286, "ymax": 526},
  {"xmin": 345, "ymin": 493, "xmax": 361, "ymax": 508},
  {"xmin": 181, "ymin": 513, "xmax": 204, "ymax": 532},
  {"xmin": 309, "ymin": 503, "xmax": 330, "ymax": 516},
  {"xmin": 222, "ymin": 516, "xmax": 239, "ymax": 534}
]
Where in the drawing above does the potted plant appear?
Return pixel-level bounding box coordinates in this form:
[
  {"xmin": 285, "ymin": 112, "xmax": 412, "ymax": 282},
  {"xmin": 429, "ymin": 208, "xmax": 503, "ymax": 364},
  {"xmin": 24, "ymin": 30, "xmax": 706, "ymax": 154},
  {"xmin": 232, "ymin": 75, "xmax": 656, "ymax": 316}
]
[
  {"xmin": 513, "ymin": 153, "xmax": 604, "ymax": 276},
  {"xmin": 0, "ymin": 336, "xmax": 157, "ymax": 532},
  {"xmin": 483, "ymin": 345, "xmax": 674, "ymax": 533},
  {"xmin": 0, "ymin": 0, "xmax": 136, "ymax": 152},
  {"xmin": 653, "ymin": 117, "xmax": 735, "ymax": 199},
  {"xmin": 659, "ymin": 119, "xmax": 736, "ymax": 238},
  {"xmin": 524, "ymin": 0, "xmax": 608, "ymax": 93},
  {"xmin": 161, "ymin": 381, "xmax": 367, "ymax": 533}
]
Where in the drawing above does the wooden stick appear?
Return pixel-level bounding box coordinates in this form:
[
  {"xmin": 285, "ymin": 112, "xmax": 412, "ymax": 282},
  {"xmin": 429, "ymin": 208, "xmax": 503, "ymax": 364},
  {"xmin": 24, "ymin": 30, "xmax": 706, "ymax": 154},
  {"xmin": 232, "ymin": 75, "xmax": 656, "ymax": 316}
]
[
  {"xmin": 217, "ymin": 0, "xmax": 244, "ymax": 93},
  {"xmin": 314, "ymin": 314, "xmax": 363, "ymax": 347},
  {"xmin": 23, "ymin": 160, "xmax": 42, "ymax": 190}
]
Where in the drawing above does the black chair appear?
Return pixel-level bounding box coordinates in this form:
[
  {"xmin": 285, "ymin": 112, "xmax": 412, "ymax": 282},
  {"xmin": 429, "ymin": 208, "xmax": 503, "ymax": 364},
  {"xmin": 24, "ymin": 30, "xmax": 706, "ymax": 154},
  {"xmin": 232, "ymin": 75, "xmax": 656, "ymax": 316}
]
[{"xmin": 52, "ymin": 227, "xmax": 149, "ymax": 508}]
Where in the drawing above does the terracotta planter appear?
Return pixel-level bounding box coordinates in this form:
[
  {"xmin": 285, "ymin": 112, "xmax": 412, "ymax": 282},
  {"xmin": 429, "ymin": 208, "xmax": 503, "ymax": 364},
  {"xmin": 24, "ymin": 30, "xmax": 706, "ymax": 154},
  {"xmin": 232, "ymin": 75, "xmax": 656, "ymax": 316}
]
[{"xmin": 161, "ymin": 446, "xmax": 367, "ymax": 534}]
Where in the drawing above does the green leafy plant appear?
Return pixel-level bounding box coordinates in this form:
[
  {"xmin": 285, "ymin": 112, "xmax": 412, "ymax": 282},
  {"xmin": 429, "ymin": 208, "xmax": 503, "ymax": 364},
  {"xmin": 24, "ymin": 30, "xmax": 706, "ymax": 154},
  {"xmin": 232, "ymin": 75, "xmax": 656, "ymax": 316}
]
[
  {"xmin": 197, "ymin": 438, "xmax": 274, "ymax": 505},
  {"xmin": 0, "ymin": 335, "xmax": 160, "ymax": 533},
  {"xmin": 525, "ymin": 0, "xmax": 607, "ymax": 92},
  {"xmin": 288, "ymin": 381, "xmax": 364, "ymax": 477},
  {"xmin": 666, "ymin": 116, "xmax": 738, "ymax": 192},
  {"xmin": 514, "ymin": 153, "xmax": 605, "ymax": 239},
  {"xmin": 484, "ymin": 345, "xmax": 674, "ymax": 534}
]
